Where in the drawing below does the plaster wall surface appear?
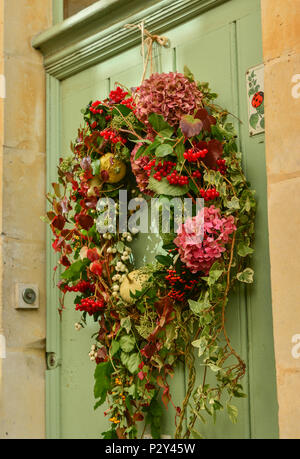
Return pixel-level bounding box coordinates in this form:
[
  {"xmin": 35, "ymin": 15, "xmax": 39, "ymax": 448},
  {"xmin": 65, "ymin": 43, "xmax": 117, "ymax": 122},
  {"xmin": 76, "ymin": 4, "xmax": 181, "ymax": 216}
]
[
  {"xmin": 261, "ymin": 0, "xmax": 300, "ymax": 439},
  {"xmin": 0, "ymin": 0, "xmax": 52, "ymax": 439}
]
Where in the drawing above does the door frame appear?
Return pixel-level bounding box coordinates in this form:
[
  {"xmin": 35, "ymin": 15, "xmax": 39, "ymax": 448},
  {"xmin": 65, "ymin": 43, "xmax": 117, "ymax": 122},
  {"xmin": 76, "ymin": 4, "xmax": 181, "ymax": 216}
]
[{"xmin": 33, "ymin": 0, "xmax": 278, "ymax": 439}]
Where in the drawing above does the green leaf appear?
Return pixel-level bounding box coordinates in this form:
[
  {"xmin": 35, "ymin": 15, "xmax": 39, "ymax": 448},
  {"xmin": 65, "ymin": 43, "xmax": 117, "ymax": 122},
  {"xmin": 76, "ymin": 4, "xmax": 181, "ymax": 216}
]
[
  {"xmin": 94, "ymin": 361, "xmax": 113, "ymax": 409},
  {"xmin": 126, "ymin": 353, "xmax": 141, "ymax": 374},
  {"xmin": 208, "ymin": 264, "xmax": 223, "ymax": 285},
  {"xmin": 110, "ymin": 340, "xmax": 120, "ymax": 357},
  {"xmin": 92, "ymin": 159, "xmax": 100, "ymax": 175},
  {"xmin": 188, "ymin": 294, "xmax": 210, "ymax": 315},
  {"xmin": 192, "ymin": 336, "xmax": 208, "ymax": 357},
  {"xmin": 148, "ymin": 176, "xmax": 188, "ymax": 197},
  {"xmin": 119, "ymin": 335, "xmax": 135, "ymax": 353},
  {"xmin": 155, "ymin": 144, "xmax": 173, "ymax": 158},
  {"xmin": 227, "ymin": 403, "xmax": 238, "ymax": 424},
  {"xmin": 184, "ymin": 65, "xmax": 195, "ymax": 82},
  {"xmin": 237, "ymin": 242, "xmax": 254, "ymax": 257},
  {"xmin": 249, "ymin": 113, "xmax": 259, "ymax": 129},
  {"xmin": 134, "ymin": 145, "xmax": 146, "ymax": 160},
  {"xmin": 60, "ymin": 259, "xmax": 89, "ymax": 281},
  {"xmin": 260, "ymin": 117, "xmax": 265, "ymax": 129},
  {"xmin": 148, "ymin": 113, "xmax": 173, "ymax": 133},
  {"xmin": 120, "ymin": 317, "xmax": 131, "ymax": 334},
  {"xmin": 226, "ymin": 196, "xmax": 240, "ymax": 210},
  {"xmin": 237, "ymin": 268, "xmax": 254, "ymax": 283},
  {"xmin": 155, "ymin": 254, "xmax": 172, "ymax": 266}
]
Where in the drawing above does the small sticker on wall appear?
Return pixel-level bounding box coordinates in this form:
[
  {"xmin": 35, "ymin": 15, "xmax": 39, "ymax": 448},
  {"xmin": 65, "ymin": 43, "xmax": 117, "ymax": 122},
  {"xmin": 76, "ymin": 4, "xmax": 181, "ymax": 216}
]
[{"xmin": 246, "ymin": 64, "xmax": 264, "ymax": 136}]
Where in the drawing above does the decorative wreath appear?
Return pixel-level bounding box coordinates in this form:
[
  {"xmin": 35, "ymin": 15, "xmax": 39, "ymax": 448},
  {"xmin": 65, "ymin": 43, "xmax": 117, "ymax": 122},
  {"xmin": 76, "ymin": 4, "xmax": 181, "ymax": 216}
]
[{"xmin": 46, "ymin": 66, "xmax": 256, "ymax": 439}]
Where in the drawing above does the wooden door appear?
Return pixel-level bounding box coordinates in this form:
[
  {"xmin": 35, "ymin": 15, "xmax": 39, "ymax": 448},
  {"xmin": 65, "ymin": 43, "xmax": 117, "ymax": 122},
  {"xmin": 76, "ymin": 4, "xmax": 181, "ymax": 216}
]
[{"xmin": 46, "ymin": 0, "xmax": 278, "ymax": 438}]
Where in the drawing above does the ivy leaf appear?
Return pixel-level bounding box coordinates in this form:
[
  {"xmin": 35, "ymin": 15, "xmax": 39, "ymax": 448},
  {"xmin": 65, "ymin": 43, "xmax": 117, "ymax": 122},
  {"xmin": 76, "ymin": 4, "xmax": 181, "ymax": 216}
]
[
  {"xmin": 120, "ymin": 317, "xmax": 131, "ymax": 334},
  {"xmin": 192, "ymin": 337, "xmax": 208, "ymax": 357},
  {"xmin": 227, "ymin": 403, "xmax": 238, "ymax": 424},
  {"xmin": 208, "ymin": 264, "xmax": 223, "ymax": 285},
  {"xmin": 155, "ymin": 144, "xmax": 173, "ymax": 158},
  {"xmin": 237, "ymin": 268, "xmax": 254, "ymax": 283},
  {"xmin": 119, "ymin": 335, "xmax": 135, "ymax": 353},
  {"xmin": 226, "ymin": 196, "xmax": 240, "ymax": 210},
  {"xmin": 188, "ymin": 294, "xmax": 211, "ymax": 315},
  {"xmin": 237, "ymin": 242, "xmax": 254, "ymax": 257},
  {"xmin": 180, "ymin": 115, "xmax": 203, "ymax": 138},
  {"xmin": 148, "ymin": 176, "xmax": 188, "ymax": 197}
]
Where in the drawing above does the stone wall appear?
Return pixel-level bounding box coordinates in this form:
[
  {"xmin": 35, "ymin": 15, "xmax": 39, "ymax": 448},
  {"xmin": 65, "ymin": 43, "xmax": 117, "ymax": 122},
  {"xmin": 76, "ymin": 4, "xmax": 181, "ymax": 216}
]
[
  {"xmin": 261, "ymin": 0, "xmax": 300, "ymax": 439},
  {"xmin": 0, "ymin": 0, "xmax": 52, "ymax": 439}
]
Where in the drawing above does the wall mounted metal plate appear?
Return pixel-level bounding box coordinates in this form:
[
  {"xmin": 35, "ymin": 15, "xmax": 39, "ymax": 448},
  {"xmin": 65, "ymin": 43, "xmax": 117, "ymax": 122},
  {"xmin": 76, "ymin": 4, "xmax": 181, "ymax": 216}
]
[{"xmin": 15, "ymin": 284, "xmax": 39, "ymax": 310}]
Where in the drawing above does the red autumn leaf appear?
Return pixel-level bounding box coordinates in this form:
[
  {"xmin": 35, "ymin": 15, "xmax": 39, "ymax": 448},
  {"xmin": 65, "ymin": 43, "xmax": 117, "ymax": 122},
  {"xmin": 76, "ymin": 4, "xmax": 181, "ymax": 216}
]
[
  {"xmin": 98, "ymin": 316, "xmax": 108, "ymax": 341},
  {"xmin": 61, "ymin": 229, "xmax": 73, "ymax": 240},
  {"xmin": 141, "ymin": 342, "xmax": 157, "ymax": 359},
  {"xmin": 162, "ymin": 387, "xmax": 171, "ymax": 409},
  {"xmin": 90, "ymin": 260, "xmax": 103, "ymax": 277},
  {"xmin": 197, "ymin": 139, "xmax": 223, "ymax": 169},
  {"xmin": 52, "ymin": 215, "xmax": 65, "ymax": 231},
  {"xmin": 60, "ymin": 256, "xmax": 71, "ymax": 267},
  {"xmin": 194, "ymin": 108, "xmax": 217, "ymax": 132},
  {"xmin": 78, "ymin": 214, "xmax": 94, "ymax": 230},
  {"xmin": 138, "ymin": 371, "xmax": 145, "ymax": 381},
  {"xmin": 87, "ymin": 248, "xmax": 100, "ymax": 262},
  {"xmin": 145, "ymin": 383, "xmax": 155, "ymax": 391},
  {"xmin": 133, "ymin": 412, "xmax": 144, "ymax": 422},
  {"xmin": 95, "ymin": 346, "xmax": 108, "ymax": 364},
  {"xmin": 52, "ymin": 237, "xmax": 64, "ymax": 252},
  {"xmin": 180, "ymin": 115, "xmax": 203, "ymax": 138},
  {"xmin": 84, "ymin": 196, "xmax": 98, "ymax": 209},
  {"xmin": 47, "ymin": 211, "xmax": 56, "ymax": 221}
]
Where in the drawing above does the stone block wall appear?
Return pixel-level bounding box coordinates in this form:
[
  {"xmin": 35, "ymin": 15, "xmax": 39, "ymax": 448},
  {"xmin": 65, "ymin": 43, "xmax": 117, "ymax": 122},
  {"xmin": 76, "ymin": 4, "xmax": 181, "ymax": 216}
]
[
  {"xmin": 0, "ymin": 0, "xmax": 52, "ymax": 439},
  {"xmin": 262, "ymin": 0, "xmax": 300, "ymax": 439}
]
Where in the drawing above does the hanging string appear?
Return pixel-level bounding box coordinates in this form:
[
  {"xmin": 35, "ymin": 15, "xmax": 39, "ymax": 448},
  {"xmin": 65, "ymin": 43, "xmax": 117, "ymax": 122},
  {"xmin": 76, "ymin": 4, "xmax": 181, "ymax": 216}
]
[{"xmin": 124, "ymin": 22, "xmax": 169, "ymax": 84}]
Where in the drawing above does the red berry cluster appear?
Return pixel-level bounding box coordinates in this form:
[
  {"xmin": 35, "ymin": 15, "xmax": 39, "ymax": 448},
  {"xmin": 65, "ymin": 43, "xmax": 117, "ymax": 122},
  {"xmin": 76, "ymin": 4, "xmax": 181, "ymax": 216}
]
[
  {"xmin": 184, "ymin": 148, "xmax": 208, "ymax": 162},
  {"xmin": 109, "ymin": 87, "xmax": 128, "ymax": 104},
  {"xmin": 90, "ymin": 100, "xmax": 103, "ymax": 115},
  {"xmin": 100, "ymin": 129, "xmax": 126, "ymax": 144},
  {"xmin": 145, "ymin": 160, "xmax": 177, "ymax": 181},
  {"xmin": 217, "ymin": 159, "xmax": 227, "ymax": 174},
  {"xmin": 192, "ymin": 170, "xmax": 202, "ymax": 179},
  {"xmin": 63, "ymin": 280, "xmax": 95, "ymax": 294},
  {"xmin": 165, "ymin": 268, "xmax": 198, "ymax": 301},
  {"xmin": 200, "ymin": 188, "xmax": 220, "ymax": 201},
  {"xmin": 75, "ymin": 297, "xmax": 105, "ymax": 316},
  {"xmin": 121, "ymin": 97, "xmax": 135, "ymax": 110},
  {"xmin": 167, "ymin": 171, "xmax": 189, "ymax": 186}
]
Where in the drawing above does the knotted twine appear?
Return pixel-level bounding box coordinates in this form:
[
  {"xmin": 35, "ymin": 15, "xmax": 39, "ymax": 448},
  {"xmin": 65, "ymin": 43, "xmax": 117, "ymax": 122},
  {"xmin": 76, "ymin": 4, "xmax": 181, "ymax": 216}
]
[{"xmin": 124, "ymin": 22, "xmax": 169, "ymax": 84}]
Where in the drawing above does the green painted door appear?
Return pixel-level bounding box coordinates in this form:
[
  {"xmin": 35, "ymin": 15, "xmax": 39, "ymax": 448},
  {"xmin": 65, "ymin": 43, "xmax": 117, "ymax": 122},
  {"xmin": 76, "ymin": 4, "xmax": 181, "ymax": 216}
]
[{"xmin": 47, "ymin": 0, "xmax": 278, "ymax": 439}]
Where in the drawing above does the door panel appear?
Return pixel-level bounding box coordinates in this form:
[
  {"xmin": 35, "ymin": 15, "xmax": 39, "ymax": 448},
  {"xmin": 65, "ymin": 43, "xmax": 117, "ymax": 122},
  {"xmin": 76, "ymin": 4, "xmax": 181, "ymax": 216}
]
[{"xmin": 54, "ymin": 0, "xmax": 278, "ymax": 438}]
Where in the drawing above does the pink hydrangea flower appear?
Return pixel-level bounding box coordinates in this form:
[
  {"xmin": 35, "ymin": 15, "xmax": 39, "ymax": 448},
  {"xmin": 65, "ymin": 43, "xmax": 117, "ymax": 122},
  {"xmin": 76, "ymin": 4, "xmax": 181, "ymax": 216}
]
[
  {"xmin": 136, "ymin": 72, "xmax": 203, "ymax": 127},
  {"xmin": 174, "ymin": 205, "xmax": 236, "ymax": 274},
  {"xmin": 130, "ymin": 144, "xmax": 154, "ymax": 196}
]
